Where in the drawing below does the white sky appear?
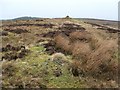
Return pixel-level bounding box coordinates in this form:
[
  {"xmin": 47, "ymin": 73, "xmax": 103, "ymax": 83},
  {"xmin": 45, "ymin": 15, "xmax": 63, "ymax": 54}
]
[{"xmin": 0, "ymin": 0, "xmax": 119, "ymax": 20}]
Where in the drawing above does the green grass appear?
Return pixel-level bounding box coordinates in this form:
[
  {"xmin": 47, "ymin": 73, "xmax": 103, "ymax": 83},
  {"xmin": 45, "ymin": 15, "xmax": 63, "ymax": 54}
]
[{"xmin": 2, "ymin": 44, "xmax": 86, "ymax": 88}]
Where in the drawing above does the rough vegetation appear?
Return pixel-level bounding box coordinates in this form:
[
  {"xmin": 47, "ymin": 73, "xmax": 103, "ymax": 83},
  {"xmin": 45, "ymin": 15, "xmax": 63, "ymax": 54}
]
[{"xmin": 1, "ymin": 17, "xmax": 119, "ymax": 88}]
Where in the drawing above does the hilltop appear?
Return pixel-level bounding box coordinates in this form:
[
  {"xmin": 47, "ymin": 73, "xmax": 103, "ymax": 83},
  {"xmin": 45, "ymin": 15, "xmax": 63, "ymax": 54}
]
[{"xmin": 12, "ymin": 16, "xmax": 41, "ymax": 20}]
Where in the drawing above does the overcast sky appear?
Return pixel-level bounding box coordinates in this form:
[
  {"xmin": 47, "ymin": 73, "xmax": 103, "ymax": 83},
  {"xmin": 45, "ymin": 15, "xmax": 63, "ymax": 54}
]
[{"xmin": 0, "ymin": 0, "xmax": 119, "ymax": 20}]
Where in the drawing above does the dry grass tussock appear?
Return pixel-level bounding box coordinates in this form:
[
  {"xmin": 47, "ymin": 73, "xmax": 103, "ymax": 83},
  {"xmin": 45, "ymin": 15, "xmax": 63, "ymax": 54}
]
[
  {"xmin": 54, "ymin": 33, "xmax": 71, "ymax": 53},
  {"xmin": 84, "ymin": 40, "xmax": 118, "ymax": 79},
  {"xmin": 70, "ymin": 42, "xmax": 91, "ymax": 63},
  {"xmin": 54, "ymin": 30, "xmax": 118, "ymax": 80},
  {"xmin": 69, "ymin": 31, "xmax": 92, "ymax": 43}
]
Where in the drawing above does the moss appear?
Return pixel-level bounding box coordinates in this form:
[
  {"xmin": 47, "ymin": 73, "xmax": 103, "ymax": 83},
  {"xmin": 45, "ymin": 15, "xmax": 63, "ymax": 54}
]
[
  {"xmin": 47, "ymin": 75, "xmax": 84, "ymax": 88},
  {"xmin": 30, "ymin": 45, "xmax": 46, "ymax": 52}
]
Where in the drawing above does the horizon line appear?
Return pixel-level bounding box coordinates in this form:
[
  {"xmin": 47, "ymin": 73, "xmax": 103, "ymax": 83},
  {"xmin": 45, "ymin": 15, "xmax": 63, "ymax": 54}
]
[{"xmin": 0, "ymin": 16, "xmax": 118, "ymax": 21}]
